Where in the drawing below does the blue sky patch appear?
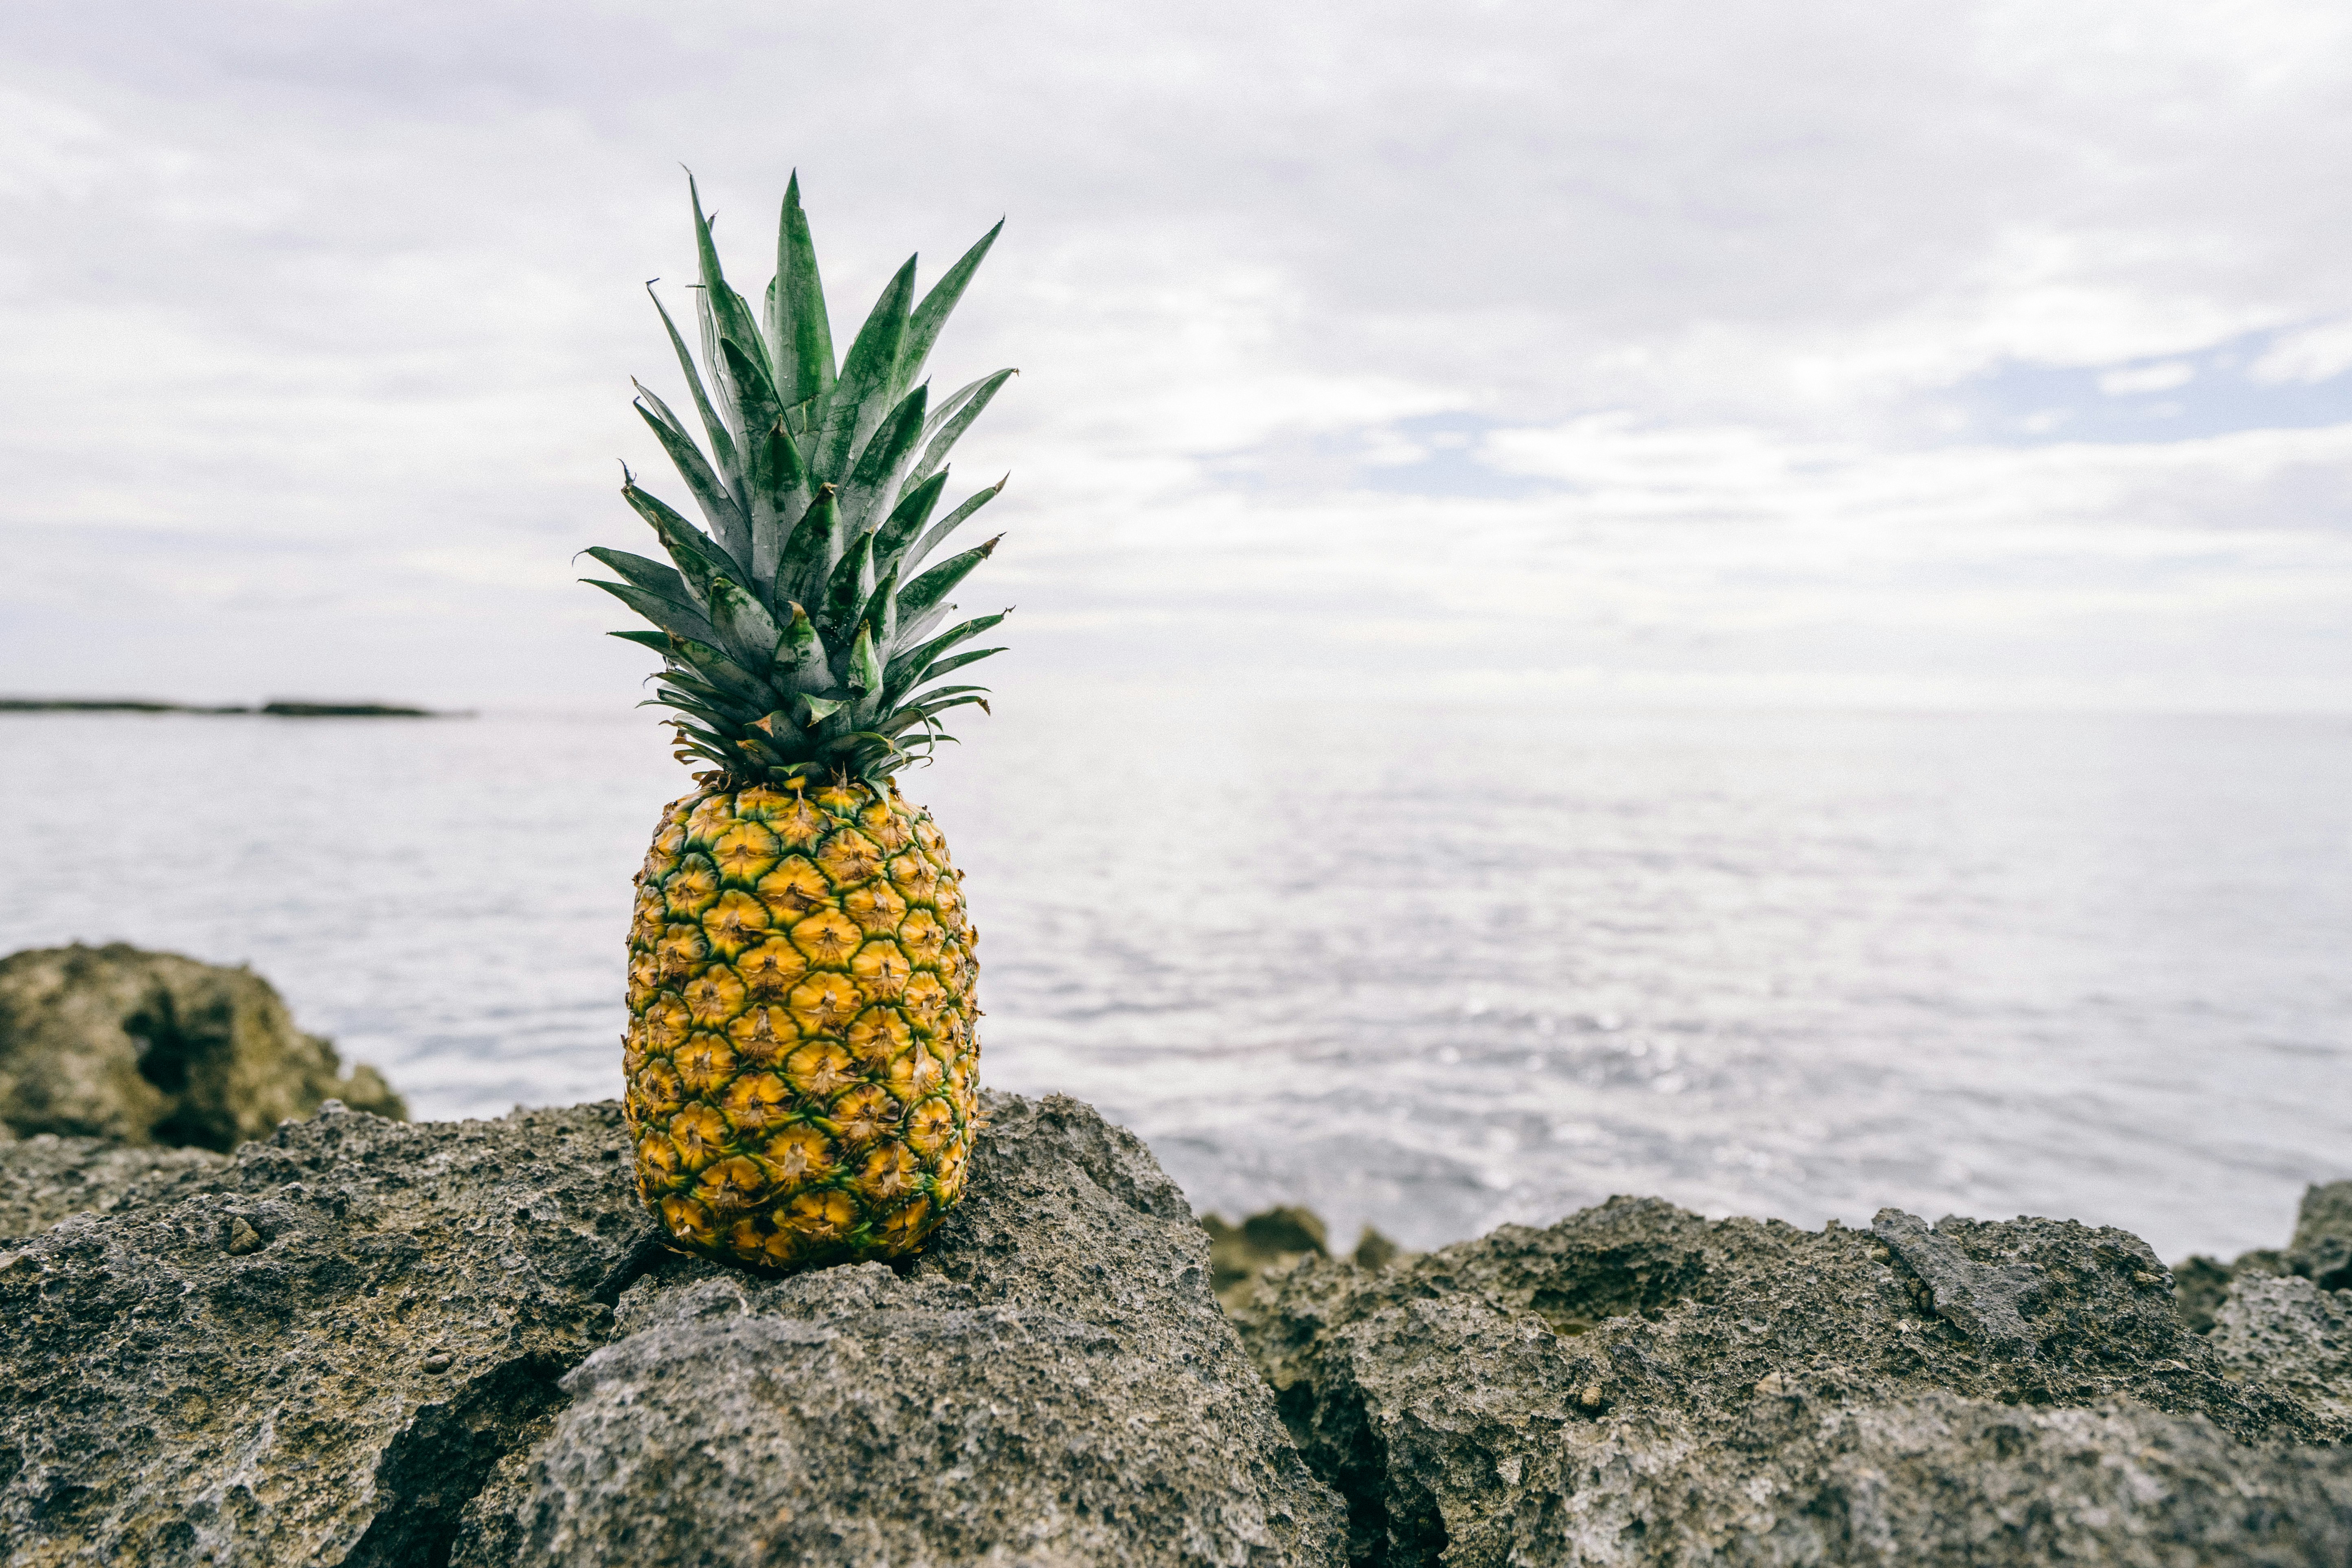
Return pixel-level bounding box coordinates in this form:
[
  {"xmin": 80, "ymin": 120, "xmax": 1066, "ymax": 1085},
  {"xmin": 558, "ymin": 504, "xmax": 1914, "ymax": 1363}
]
[{"xmin": 1952, "ymin": 325, "xmax": 2352, "ymax": 446}]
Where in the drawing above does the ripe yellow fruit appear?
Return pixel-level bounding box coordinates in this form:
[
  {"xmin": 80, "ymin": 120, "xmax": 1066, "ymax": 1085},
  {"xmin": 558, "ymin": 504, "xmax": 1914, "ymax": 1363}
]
[{"xmin": 623, "ymin": 776, "xmax": 979, "ymax": 1268}]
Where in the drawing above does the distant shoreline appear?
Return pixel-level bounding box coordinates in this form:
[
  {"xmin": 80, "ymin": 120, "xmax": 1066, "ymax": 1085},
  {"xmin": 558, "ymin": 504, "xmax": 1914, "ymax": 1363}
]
[{"xmin": 0, "ymin": 699, "xmax": 470, "ymax": 718}]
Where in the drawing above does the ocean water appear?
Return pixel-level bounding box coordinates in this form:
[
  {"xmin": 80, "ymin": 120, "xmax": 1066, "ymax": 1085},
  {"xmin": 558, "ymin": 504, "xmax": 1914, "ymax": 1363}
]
[{"xmin": 1, "ymin": 702, "xmax": 2345, "ymax": 1262}]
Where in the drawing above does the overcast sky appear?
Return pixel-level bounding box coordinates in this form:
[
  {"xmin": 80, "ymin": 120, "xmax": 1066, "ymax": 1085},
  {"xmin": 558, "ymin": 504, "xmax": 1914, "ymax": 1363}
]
[{"xmin": 4, "ymin": 0, "xmax": 2349, "ymax": 712}]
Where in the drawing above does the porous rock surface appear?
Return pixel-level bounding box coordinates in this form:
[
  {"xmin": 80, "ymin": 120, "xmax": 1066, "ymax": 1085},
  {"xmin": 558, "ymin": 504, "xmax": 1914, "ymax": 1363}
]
[
  {"xmin": 0, "ymin": 1091, "xmax": 1347, "ymax": 1567},
  {"xmin": 1202, "ymin": 1206, "xmax": 1405, "ymax": 1312},
  {"xmin": 0, "ymin": 1132, "xmax": 225, "ymax": 1239},
  {"xmin": 2212, "ymin": 1274, "xmax": 2352, "ymax": 1426},
  {"xmin": 1, "ymin": 1100, "xmax": 639, "ymax": 1566},
  {"xmin": 2174, "ymin": 1178, "xmax": 2352, "ymax": 1333},
  {"xmin": 0, "ymin": 943, "xmax": 405, "ymax": 1150},
  {"xmin": 1233, "ymin": 1195, "xmax": 2352, "ymax": 1566},
  {"xmin": 485, "ymin": 1093, "xmax": 1346, "ymax": 1566}
]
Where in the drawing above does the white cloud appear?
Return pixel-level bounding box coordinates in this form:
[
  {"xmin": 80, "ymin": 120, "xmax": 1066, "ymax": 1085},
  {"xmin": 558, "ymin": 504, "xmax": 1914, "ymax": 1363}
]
[
  {"xmin": 0, "ymin": 0, "xmax": 2348, "ymax": 711},
  {"xmin": 2250, "ymin": 319, "xmax": 2352, "ymax": 385}
]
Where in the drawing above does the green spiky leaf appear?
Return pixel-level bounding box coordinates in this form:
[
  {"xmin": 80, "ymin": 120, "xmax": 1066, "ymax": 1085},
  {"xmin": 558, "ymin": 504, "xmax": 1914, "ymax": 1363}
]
[
  {"xmin": 847, "ymin": 622, "xmax": 883, "ymax": 693},
  {"xmin": 584, "ymin": 546, "xmax": 689, "ymax": 601},
  {"xmin": 906, "ymin": 477, "xmax": 1005, "ymax": 574},
  {"xmin": 774, "ymin": 485, "xmax": 838, "ymax": 610},
  {"xmin": 775, "ymin": 601, "xmax": 832, "ymax": 692},
  {"xmin": 772, "ymin": 173, "xmax": 835, "ymax": 409},
  {"xmin": 893, "ymin": 220, "xmax": 1002, "ymax": 403},
  {"xmin": 633, "ymin": 395, "xmax": 751, "ymax": 571},
  {"xmin": 813, "ymin": 258, "xmax": 915, "ymax": 482},
  {"xmin": 706, "ymin": 577, "xmax": 783, "ymax": 667},
  {"xmin": 908, "ymin": 369, "xmax": 1014, "ymax": 491},
  {"xmin": 819, "ymin": 528, "xmax": 875, "ymax": 652},
  {"xmin": 871, "ymin": 471, "xmax": 948, "ymax": 581},
  {"xmin": 897, "ymin": 535, "xmax": 1001, "ymax": 631},
  {"xmin": 646, "ymin": 285, "xmax": 740, "ymax": 491},
  {"xmin": 688, "ymin": 173, "xmax": 769, "ymax": 376},
  {"xmin": 838, "ymin": 383, "xmax": 928, "ymax": 537},
  {"xmin": 585, "ymin": 578, "xmax": 719, "ymax": 644},
  {"xmin": 882, "ymin": 610, "xmax": 1007, "ymax": 695},
  {"xmin": 594, "ymin": 173, "xmax": 1016, "ymax": 786}
]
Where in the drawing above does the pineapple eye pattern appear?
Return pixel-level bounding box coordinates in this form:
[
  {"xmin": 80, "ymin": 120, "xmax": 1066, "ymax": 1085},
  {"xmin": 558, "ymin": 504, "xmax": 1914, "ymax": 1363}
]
[
  {"xmin": 790, "ymin": 910, "xmax": 861, "ymax": 967},
  {"xmin": 756, "ymin": 857, "xmax": 832, "ymax": 915},
  {"xmin": 726, "ymin": 1005, "xmax": 797, "ymax": 1068},
  {"xmin": 735, "ymin": 938, "xmax": 808, "ymax": 997},
  {"xmin": 675, "ymin": 1035, "xmax": 738, "ymax": 1096},
  {"xmin": 701, "ymin": 890, "xmax": 770, "ymax": 958},
  {"xmin": 624, "ymin": 781, "xmax": 977, "ymax": 1268},
  {"xmin": 710, "ymin": 822, "xmax": 781, "ymax": 884},
  {"xmin": 663, "ymin": 855, "xmax": 723, "ymax": 917},
  {"xmin": 683, "ymin": 967, "xmax": 748, "ymax": 1026},
  {"xmin": 720, "ymin": 1071, "xmax": 792, "ymax": 1133}
]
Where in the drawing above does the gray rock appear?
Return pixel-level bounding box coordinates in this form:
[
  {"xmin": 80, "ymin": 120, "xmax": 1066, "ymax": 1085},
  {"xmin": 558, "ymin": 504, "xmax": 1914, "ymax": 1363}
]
[
  {"xmin": 2170, "ymin": 1179, "xmax": 2352, "ymax": 1331},
  {"xmin": 1203, "ymin": 1207, "xmax": 1411, "ymax": 1312},
  {"xmin": 2170, "ymin": 1251, "xmax": 2240, "ymax": 1335},
  {"xmin": 1503, "ymin": 1394, "xmax": 2352, "ymax": 1567},
  {"xmin": 0, "ymin": 1091, "xmax": 1345, "ymax": 1567},
  {"xmin": 2290, "ymin": 1179, "xmax": 2352, "ymax": 1292},
  {"xmin": 1869, "ymin": 1208, "xmax": 2046, "ymax": 1357},
  {"xmin": 2213, "ymin": 1273, "xmax": 2352, "ymax": 1425},
  {"xmin": 1205, "ymin": 1205, "xmax": 1333, "ymax": 1310},
  {"xmin": 483, "ymin": 1092, "xmax": 1347, "ymax": 1567},
  {"xmin": 0, "ymin": 1131, "xmax": 226, "ymax": 1237},
  {"xmin": 1235, "ymin": 1197, "xmax": 2352, "ymax": 1566},
  {"xmin": 0, "ymin": 1100, "xmax": 642, "ymax": 1565},
  {"xmin": 0, "ymin": 943, "xmax": 405, "ymax": 1149},
  {"xmin": 13, "ymin": 1060, "xmax": 2334, "ymax": 1568}
]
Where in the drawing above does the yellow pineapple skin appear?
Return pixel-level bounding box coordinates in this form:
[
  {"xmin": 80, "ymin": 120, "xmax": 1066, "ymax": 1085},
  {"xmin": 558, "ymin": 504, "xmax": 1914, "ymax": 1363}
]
[{"xmin": 623, "ymin": 776, "xmax": 980, "ymax": 1268}]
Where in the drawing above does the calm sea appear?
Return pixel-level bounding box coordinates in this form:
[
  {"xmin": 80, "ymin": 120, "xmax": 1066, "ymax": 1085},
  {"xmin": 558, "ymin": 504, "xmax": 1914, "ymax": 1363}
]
[{"xmin": 2, "ymin": 702, "xmax": 2345, "ymax": 1262}]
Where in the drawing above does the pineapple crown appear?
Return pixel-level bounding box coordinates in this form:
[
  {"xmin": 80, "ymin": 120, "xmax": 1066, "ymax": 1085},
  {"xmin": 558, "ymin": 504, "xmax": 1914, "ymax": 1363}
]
[{"xmin": 585, "ymin": 171, "xmax": 1013, "ymax": 785}]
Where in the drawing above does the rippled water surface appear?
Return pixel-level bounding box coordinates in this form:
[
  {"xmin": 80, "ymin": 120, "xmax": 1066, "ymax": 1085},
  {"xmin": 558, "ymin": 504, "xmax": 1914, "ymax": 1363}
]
[{"xmin": 2, "ymin": 702, "xmax": 2345, "ymax": 1260}]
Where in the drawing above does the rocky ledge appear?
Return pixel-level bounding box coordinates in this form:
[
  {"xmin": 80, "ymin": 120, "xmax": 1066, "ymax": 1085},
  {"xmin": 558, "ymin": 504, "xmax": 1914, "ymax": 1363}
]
[
  {"xmin": 1, "ymin": 1092, "xmax": 1343, "ymax": 1566},
  {"xmin": 0, "ymin": 1091, "xmax": 2346, "ymax": 1564},
  {"xmin": 1231, "ymin": 1193, "xmax": 2352, "ymax": 1566}
]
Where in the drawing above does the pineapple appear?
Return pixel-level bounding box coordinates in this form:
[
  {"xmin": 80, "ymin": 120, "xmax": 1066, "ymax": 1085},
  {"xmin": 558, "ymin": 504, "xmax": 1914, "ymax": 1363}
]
[{"xmin": 587, "ymin": 173, "xmax": 1011, "ymax": 1268}]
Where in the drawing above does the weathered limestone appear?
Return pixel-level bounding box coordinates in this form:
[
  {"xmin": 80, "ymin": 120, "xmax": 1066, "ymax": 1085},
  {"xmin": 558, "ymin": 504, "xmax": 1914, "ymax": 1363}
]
[
  {"xmin": 0, "ymin": 1092, "xmax": 1348, "ymax": 1567},
  {"xmin": 485, "ymin": 1095, "xmax": 1347, "ymax": 1566},
  {"xmin": 2, "ymin": 925, "xmax": 2341, "ymax": 1568},
  {"xmin": 2174, "ymin": 1179, "xmax": 2352, "ymax": 1332},
  {"xmin": 1231, "ymin": 1196, "xmax": 2352, "ymax": 1566},
  {"xmin": 0, "ymin": 1132, "xmax": 225, "ymax": 1239},
  {"xmin": 0, "ymin": 943, "xmax": 404, "ymax": 1151},
  {"xmin": 0, "ymin": 1101, "xmax": 638, "ymax": 1565}
]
